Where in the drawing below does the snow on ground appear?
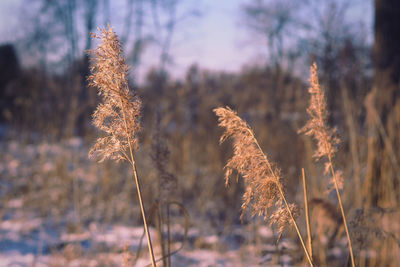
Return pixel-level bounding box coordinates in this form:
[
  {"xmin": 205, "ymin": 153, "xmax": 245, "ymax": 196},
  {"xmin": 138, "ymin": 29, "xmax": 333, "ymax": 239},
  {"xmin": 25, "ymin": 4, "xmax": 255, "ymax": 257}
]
[
  {"xmin": 0, "ymin": 212, "xmax": 299, "ymax": 267},
  {"xmin": 0, "ymin": 139, "xmax": 305, "ymax": 266}
]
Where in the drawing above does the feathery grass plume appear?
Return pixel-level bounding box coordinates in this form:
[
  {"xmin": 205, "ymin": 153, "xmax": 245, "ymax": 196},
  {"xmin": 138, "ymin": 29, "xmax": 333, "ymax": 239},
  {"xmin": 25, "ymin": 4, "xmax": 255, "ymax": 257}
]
[
  {"xmin": 88, "ymin": 26, "xmax": 141, "ymax": 163},
  {"xmin": 214, "ymin": 107, "xmax": 282, "ymax": 219},
  {"xmin": 270, "ymin": 203, "xmax": 300, "ymax": 235},
  {"xmin": 214, "ymin": 106, "xmax": 314, "ymax": 266},
  {"xmin": 88, "ymin": 26, "xmax": 156, "ymax": 267},
  {"xmin": 300, "ymin": 63, "xmax": 355, "ymax": 267},
  {"xmin": 299, "ymin": 63, "xmax": 339, "ymax": 170}
]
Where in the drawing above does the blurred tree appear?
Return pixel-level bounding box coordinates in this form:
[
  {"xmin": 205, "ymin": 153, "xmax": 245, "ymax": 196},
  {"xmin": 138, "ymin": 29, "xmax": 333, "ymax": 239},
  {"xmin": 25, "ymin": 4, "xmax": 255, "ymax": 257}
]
[
  {"xmin": 242, "ymin": 0, "xmax": 302, "ymax": 71},
  {"xmin": 13, "ymin": 0, "xmax": 103, "ymax": 137},
  {"xmin": 9, "ymin": 0, "xmax": 201, "ymax": 138},
  {"xmin": 149, "ymin": 0, "xmax": 201, "ymax": 74},
  {"xmin": 365, "ymin": 0, "xmax": 400, "ymax": 206},
  {"xmin": 242, "ymin": 0, "xmax": 372, "ymax": 205},
  {"xmin": 241, "ymin": 0, "xmax": 371, "ymax": 111},
  {"xmin": 124, "ymin": 0, "xmax": 144, "ymax": 70}
]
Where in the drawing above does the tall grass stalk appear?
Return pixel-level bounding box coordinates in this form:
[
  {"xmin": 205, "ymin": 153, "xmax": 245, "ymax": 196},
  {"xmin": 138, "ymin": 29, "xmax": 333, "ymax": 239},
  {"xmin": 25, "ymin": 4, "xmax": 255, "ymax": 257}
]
[
  {"xmin": 87, "ymin": 26, "xmax": 156, "ymax": 267},
  {"xmin": 302, "ymin": 168, "xmax": 313, "ymax": 260},
  {"xmin": 300, "ymin": 63, "xmax": 355, "ymax": 267},
  {"xmin": 214, "ymin": 107, "xmax": 314, "ymax": 266}
]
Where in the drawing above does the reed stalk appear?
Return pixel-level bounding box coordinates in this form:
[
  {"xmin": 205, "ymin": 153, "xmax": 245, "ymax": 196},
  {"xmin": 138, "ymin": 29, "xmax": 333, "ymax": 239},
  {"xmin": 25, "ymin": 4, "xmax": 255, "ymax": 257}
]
[
  {"xmin": 302, "ymin": 168, "xmax": 313, "ymax": 260},
  {"xmin": 252, "ymin": 132, "xmax": 314, "ymax": 266},
  {"xmin": 215, "ymin": 106, "xmax": 314, "ymax": 266},
  {"xmin": 128, "ymin": 148, "xmax": 157, "ymax": 267},
  {"xmin": 328, "ymin": 156, "xmax": 355, "ymax": 267},
  {"xmin": 87, "ymin": 26, "xmax": 156, "ymax": 267},
  {"xmin": 300, "ymin": 63, "xmax": 355, "ymax": 267}
]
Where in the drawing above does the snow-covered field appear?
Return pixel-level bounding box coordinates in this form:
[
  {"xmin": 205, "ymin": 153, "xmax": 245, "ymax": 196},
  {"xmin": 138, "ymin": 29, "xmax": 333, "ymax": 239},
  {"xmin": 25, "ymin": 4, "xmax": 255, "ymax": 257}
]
[
  {"xmin": 0, "ymin": 213, "xmax": 299, "ymax": 266},
  {"xmin": 0, "ymin": 138, "xmax": 320, "ymax": 266}
]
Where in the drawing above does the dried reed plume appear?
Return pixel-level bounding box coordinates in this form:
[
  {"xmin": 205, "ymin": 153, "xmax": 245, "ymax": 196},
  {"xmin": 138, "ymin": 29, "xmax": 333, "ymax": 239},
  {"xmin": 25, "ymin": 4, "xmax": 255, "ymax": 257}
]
[
  {"xmin": 88, "ymin": 26, "xmax": 156, "ymax": 267},
  {"xmin": 214, "ymin": 106, "xmax": 313, "ymax": 266},
  {"xmin": 299, "ymin": 63, "xmax": 339, "ymax": 165},
  {"xmin": 300, "ymin": 63, "xmax": 355, "ymax": 267},
  {"xmin": 88, "ymin": 26, "xmax": 141, "ymax": 163}
]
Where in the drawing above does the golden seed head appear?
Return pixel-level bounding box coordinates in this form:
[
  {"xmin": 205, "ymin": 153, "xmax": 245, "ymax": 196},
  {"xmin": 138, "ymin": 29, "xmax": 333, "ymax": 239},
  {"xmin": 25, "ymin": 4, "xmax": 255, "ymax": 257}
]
[
  {"xmin": 214, "ymin": 106, "xmax": 298, "ymax": 232},
  {"xmin": 270, "ymin": 203, "xmax": 300, "ymax": 235},
  {"xmin": 88, "ymin": 26, "xmax": 142, "ymax": 162},
  {"xmin": 299, "ymin": 63, "xmax": 339, "ymax": 160}
]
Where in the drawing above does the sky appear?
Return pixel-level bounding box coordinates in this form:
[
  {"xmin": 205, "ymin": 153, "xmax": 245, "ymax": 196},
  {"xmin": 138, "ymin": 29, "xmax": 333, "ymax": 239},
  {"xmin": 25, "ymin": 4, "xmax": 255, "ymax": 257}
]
[
  {"xmin": 0, "ymin": 0, "xmax": 20, "ymax": 38},
  {"xmin": 163, "ymin": 0, "xmax": 259, "ymax": 74},
  {"xmin": 0, "ymin": 0, "xmax": 254, "ymax": 77},
  {"xmin": 0, "ymin": 0, "xmax": 373, "ymax": 81},
  {"xmin": 130, "ymin": 0, "xmax": 264, "ymax": 79}
]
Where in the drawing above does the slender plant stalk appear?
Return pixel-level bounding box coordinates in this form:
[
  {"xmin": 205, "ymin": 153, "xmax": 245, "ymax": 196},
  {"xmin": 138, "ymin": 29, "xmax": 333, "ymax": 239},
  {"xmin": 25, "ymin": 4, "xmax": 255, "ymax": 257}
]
[
  {"xmin": 88, "ymin": 26, "xmax": 156, "ymax": 267},
  {"xmin": 251, "ymin": 135, "xmax": 314, "ymax": 267},
  {"xmin": 118, "ymin": 92, "xmax": 156, "ymax": 266},
  {"xmin": 302, "ymin": 168, "xmax": 313, "ymax": 260},
  {"xmin": 125, "ymin": 122, "xmax": 157, "ymax": 267},
  {"xmin": 328, "ymin": 156, "xmax": 355, "ymax": 267},
  {"xmin": 131, "ymin": 160, "xmax": 157, "ymax": 267},
  {"xmin": 299, "ymin": 63, "xmax": 355, "ymax": 267},
  {"xmin": 278, "ymin": 186, "xmax": 314, "ymax": 267}
]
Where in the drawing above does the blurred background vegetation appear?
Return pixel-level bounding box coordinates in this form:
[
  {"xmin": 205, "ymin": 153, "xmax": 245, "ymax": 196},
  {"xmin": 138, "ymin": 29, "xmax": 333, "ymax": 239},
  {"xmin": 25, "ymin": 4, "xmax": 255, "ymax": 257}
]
[{"xmin": 0, "ymin": 0, "xmax": 399, "ymax": 265}]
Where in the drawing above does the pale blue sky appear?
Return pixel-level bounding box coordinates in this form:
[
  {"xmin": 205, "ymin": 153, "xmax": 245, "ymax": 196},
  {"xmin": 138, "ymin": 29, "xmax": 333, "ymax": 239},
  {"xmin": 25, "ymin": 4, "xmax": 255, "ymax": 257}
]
[{"xmin": 0, "ymin": 0, "xmax": 373, "ymax": 80}]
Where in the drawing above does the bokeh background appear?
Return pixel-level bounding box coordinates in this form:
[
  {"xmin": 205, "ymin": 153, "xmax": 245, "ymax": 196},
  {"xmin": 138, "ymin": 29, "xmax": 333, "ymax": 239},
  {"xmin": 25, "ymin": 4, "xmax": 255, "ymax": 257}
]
[{"xmin": 0, "ymin": 0, "xmax": 399, "ymax": 266}]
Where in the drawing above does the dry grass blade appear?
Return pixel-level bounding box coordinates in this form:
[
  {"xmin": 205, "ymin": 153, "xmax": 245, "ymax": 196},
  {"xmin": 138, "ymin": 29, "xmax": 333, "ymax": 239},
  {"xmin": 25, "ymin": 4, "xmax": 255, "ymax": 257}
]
[
  {"xmin": 87, "ymin": 25, "xmax": 156, "ymax": 267},
  {"xmin": 300, "ymin": 63, "xmax": 355, "ymax": 267},
  {"xmin": 214, "ymin": 106, "xmax": 314, "ymax": 266},
  {"xmin": 302, "ymin": 168, "xmax": 313, "ymax": 260}
]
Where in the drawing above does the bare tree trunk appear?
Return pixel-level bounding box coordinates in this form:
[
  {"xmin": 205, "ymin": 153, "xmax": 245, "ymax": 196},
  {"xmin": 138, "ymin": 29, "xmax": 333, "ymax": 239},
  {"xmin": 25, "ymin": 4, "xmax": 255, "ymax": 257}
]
[{"xmin": 365, "ymin": 0, "xmax": 400, "ymax": 207}]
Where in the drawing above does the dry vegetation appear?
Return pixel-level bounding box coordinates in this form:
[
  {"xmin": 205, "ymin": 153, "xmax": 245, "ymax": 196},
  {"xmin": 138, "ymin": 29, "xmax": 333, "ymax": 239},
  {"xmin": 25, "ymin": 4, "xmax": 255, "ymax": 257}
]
[{"xmin": 1, "ymin": 23, "xmax": 400, "ymax": 267}]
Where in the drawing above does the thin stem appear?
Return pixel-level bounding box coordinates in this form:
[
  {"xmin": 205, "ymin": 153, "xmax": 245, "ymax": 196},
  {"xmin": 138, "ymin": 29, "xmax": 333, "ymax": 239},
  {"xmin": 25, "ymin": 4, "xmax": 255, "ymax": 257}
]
[
  {"xmin": 250, "ymin": 130, "xmax": 314, "ymax": 267},
  {"xmin": 275, "ymin": 183, "xmax": 314, "ymax": 267},
  {"xmin": 328, "ymin": 155, "xmax": 355, "ymax": 267},
  {"xmin": 302, "ymin": 168, "xmax": 313, "ymax": 260},
  {"xmin": 119, "ymin": 96, "xmax": 156, "ymax": 267},
  {"xmin": 129, "ymin": 152, "xmax": 157, "ymax": 267}
]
